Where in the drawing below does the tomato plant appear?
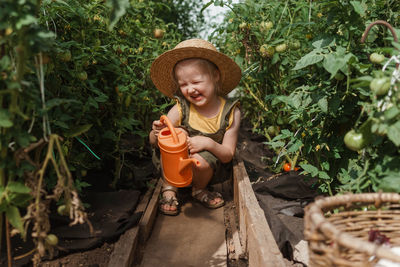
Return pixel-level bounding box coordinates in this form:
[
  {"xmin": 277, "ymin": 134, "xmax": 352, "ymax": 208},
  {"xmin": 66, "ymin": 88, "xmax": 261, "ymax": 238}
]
[
  {"xmin": 210, "ymin": 0, "xmax": 400, "ymax": 195},
  {"xmin": 0, "ymin": 0, "xmax": 205, "ymax": 264}
]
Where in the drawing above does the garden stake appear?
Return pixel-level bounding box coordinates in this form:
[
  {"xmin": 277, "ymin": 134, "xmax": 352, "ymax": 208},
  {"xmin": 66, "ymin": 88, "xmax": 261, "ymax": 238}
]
[
  {"xmin": 361, "ymin": 20, "xmax": 400, "ymax": 113},
  {"xmin": 361, "ymin": 20, "xmax": 398, "ymax": 45},
  {"xmin": 75, "ymin": 137, "xmax": 101, "ymax": 160},
  {"xmin": 361, "ymin": 20, "xmax": 399, "ymax": 69}
]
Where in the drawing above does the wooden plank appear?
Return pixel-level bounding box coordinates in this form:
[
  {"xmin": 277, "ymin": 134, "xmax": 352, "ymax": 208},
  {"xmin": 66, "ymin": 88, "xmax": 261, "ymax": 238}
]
[
  {"xmin": 227, "ymin": 206, "xmax": 244, "ymax": 260},
  {"xmin": 107, "ymin": 226, "xmax": 140, "ymax": 267},
  {"xmin": 138, "ymin": 178, "xmax": 163, "ymax": 244},
  {"xmin": 107, "ymin": 179, "xmax": 157, "ymax": 267},
  {"xmin": 233, "ymin": 155, "xmax": 287, "ymax": 267}
]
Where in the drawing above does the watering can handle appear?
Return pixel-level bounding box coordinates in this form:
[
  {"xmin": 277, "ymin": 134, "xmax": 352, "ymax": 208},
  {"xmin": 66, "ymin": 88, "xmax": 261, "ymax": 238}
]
[{"xmin": 160, "ymin": 115, "xmax": 179, "ymax": 144}]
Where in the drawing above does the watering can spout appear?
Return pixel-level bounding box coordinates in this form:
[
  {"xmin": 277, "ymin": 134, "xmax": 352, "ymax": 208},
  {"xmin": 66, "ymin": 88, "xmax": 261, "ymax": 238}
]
[{"xmin": 179, "ymin": 158, "xmax": 201, "ymax": 174}]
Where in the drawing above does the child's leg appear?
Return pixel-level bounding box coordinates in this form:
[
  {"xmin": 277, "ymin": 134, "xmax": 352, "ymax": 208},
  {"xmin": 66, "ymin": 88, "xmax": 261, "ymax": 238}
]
[{"xmin": 191, "ymin": 153, "xmax": 223, "ymax": 206}]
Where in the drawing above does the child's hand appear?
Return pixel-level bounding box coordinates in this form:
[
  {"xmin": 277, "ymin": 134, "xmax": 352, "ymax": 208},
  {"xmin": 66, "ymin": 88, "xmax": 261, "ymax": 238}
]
[
  {"xmin": 151, "ymin": 120, "xmax": 165, "ymax": 138},
  {"xmin": 187, "ymin": 136, "xmax": 212, "ymax": 154}
]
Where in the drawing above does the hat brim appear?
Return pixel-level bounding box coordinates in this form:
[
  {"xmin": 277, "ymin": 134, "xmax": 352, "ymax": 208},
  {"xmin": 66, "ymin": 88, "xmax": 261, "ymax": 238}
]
[{"xmin": 150, "ymin": 47, "xmax": 242, "ymax": 98}]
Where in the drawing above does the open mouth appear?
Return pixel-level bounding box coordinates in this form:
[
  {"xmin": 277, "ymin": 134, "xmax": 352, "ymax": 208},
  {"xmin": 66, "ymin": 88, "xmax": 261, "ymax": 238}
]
[{"xmin": 190, "ymin": 94, "xmax": 202, "ymax": 101}]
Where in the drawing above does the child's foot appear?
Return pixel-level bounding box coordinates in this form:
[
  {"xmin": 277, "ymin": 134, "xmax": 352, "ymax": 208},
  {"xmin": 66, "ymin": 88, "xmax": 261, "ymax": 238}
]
[
  {"xmin": 159, "ymin": 185, "xmax": 179, "ymax": 216},
  {"xmin": 192, "ymin": 188, "xmax": 225, "ymax": 209}
]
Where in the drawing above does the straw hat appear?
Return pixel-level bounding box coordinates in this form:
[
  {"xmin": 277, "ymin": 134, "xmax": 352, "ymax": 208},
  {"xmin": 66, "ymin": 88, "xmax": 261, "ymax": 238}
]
[{"xmin": 150, "ymin": 39, "xmax": 242, "ymax": 98}]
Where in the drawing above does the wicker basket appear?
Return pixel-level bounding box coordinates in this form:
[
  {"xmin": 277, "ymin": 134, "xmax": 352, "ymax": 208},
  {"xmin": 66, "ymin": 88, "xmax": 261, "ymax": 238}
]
[{"xmin": 304, "ymin": 192, "xmax": 400, "ymax": 267}]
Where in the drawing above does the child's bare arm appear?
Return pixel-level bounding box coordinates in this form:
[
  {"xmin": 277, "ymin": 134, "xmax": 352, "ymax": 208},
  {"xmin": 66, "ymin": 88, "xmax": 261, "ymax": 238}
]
[{"xmin": 188, "ymin": 107, "xmax": 241, "ymax": 163}]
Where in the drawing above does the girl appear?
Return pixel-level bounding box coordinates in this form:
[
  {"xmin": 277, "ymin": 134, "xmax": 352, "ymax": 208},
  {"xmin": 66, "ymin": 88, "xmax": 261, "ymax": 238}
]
[{"xmin": 149, "ymin": 39, "xmax": 241, "ymax": 215}]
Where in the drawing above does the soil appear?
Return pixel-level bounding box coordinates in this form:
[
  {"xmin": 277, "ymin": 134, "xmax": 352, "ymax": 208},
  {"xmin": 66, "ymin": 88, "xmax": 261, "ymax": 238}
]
[{"xmin": 40, "ymin": 243, "xmax": 114, "ymax": 267}]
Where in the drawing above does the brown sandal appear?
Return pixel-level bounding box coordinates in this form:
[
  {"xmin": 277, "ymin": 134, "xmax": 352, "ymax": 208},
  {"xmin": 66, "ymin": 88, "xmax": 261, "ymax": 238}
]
[
  {"xmin": 192, "ymin": 188, "xmax": 225, "ymax": 209},
  {"xmin": 159, "ymin": 185, "xmax": 179, "ymax": 216}
]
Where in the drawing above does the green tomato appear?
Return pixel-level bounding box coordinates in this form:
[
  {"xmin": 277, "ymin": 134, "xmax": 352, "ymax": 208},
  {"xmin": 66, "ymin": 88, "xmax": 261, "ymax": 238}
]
[
  {"xmin": 370, "ymin": 53, "xmax": 385, "ymax": 64},
  {"xmin": 289, "ymin": 40, "xmax": 301, "ymax": 50},
  {"xmin": 239, "ymin": 22, "xmax": 248, "ymax": 30},
  {"xmin": 334, "ymin": 73, "xmax": 345, "ymax": 81},
  {"xmin": 259, "ymin": 44, "xmax": 274, "ymax": 58},
  {"xmin": 370, "ymin": 77, "xmax": 391, "ymax": 96},
  {"xmin": 59, "ymin": 50, "xmax": 72, "ymax": 62},
  {"xmin": 344, "ymin": 130, "xmax": 367, "ymax": 151},
  {"xmin": 45, "ymin": 234, "xmax": 59, "ymax": 246},
  {"xmin": 57, "ymin": 204, "xmax": 69, "ymax": 216},
  {"xmin": 260, "ymin": 21, "xmax": 273, "ymax": 31},
  {"xmin": 94, "ymin": 39, "xmax": 101, "ymax": 46},
  {"xmin": 267, "ymin": 125, "xmax": 280, "ymax": 136},
  {"xmin": 275, "ymin": 43, "xmax": 287, "ymax": 53},
  {"xmin": 77, "ymin": 71, "xmax": 88, "ymax": 81}
]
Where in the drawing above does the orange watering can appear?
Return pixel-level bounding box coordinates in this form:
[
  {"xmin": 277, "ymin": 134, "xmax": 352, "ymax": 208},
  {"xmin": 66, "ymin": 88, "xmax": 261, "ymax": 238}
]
[{"xmin": 158, "ymin": 115, "xmax": 200, "ymax": 187}]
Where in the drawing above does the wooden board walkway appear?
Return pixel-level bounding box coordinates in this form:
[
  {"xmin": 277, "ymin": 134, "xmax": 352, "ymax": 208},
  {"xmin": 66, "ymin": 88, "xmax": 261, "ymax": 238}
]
[
  {"xmin": 107, "ymin": 154, "xmax": 287, "ymax": 267},
  {"xmin": 140, "ymin": 200, "xmax": 227, "ymax": 267}
]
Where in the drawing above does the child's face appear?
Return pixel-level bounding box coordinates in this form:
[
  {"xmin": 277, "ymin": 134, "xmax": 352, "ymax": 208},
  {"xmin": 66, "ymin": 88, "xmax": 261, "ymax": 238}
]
[{"xmin": 174, "ymin": 59, "xmax": 219, "ymax": 107}]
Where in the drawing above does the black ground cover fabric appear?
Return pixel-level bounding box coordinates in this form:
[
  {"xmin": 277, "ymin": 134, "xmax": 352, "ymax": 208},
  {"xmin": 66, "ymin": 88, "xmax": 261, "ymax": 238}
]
[
  {"xmin": 0, "ymin": 189, "xmax": 141, "ymax": 267},
  {"xmin": 237, "ymin": 123, "xmax": 320, "ymax": 261},
  {"xmin": 252, "ymin": 172, "xmax": 319, "ymax": 260},
  {"xmin": 51, "ymin": 190, "xmax": 142, "ymax": 252}
]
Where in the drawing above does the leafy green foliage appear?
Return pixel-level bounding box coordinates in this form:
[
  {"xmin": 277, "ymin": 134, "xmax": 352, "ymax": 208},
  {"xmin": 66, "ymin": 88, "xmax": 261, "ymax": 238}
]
[
  {"xmin": 0, "ymin": 0, "xmax": 204, "ymax": 257},
  {"xmin": 212, "ymin": 0, "xmax": 400, "ymax": 194}
]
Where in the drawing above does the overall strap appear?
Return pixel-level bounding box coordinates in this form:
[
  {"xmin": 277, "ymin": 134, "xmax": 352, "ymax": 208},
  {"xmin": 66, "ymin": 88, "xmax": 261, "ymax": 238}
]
[
  {"xmin": 174, "ymin": 95, "xmax": 190, "ymax": 129},
  {"xmin": 219, "ymin": 98, "xmax": 240, "ymax": 130}
]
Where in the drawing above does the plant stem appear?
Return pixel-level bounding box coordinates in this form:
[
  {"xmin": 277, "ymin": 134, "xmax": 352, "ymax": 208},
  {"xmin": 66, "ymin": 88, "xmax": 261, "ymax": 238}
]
[
  {"xmin": 0, "ymin": 145, "xmax": 6, "ymax": 254},
  {"xmin": 6, "ymin": 217, "xmax": 11, "ymax": 267},
  {"xmin": 0, "ymin": 214, "xmax": 2, "ymax": 261},
  {"xmin": 327, "ymin": 182, "xmax": 333, "ymax": 196},
  {"xmin": 244, "ymin": 82, "xmax": 269, "ymax": 112}
]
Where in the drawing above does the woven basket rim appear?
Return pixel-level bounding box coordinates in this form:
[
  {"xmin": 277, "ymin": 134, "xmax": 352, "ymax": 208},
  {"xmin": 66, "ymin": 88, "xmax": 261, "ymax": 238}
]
[{"xmin": 305, "ymin": 192, "xmax": 400, "ymax": 263}]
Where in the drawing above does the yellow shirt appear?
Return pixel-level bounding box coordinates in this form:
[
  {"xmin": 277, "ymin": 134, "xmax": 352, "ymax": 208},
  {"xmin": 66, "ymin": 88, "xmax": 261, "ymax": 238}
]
[{"xmin": 177, "ymin": 97, "xmax": 236, "ymax": 134}]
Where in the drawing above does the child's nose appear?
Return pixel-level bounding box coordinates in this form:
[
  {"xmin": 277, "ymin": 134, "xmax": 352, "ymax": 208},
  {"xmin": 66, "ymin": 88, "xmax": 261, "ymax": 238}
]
[{"xmin": 188, "ymin": 85, "xmax": 196, "ymax": 93}]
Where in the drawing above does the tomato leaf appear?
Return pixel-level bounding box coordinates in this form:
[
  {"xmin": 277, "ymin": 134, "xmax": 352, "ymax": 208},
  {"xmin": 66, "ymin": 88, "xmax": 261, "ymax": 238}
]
[
  {"xmin": 384, "ymin": 107, "xmax": 399, "ymax": 121},
  {"xmin": 107, "ymin": 0, "xmax": 130, "ymax": 31},
  {"xmin": 7, "ymin": 182, "xmax": 31, "ymax": 194},
  {"xmin": 323, "ymin": 51, "xmax": 354, "ymax": 78},
  {"xmin": 0, "ymin": 55, "xmax": 11, "ymax": 70},
  {"xmin": 64, "ymin": 124, "xmax": 93, "ymax": 138},
  {"xmin": 350, "ymin": 1, "xmax": 367, "ymax": 17},
  {"xmin": 387, "ymin": 121, "xmax": 400, "ymax": 146},
  {"xmin": 6, "ymin": 206, "xmax": 25, "ymax": 238},
  {"xmin": 45, "ymin": 98, "xmax": 79, "ymax": 111},
  {"xmin": 0, "ymin": 109, "xmax": 13, "ymax": 128},
  {"xmin": 16, "ymin": 14, "xmax": 37, "ymax": 30},
  {"xmin": 299, "ymin": 164, "xmax": 319, "ymax": 177},
  {"xmin": 318, "ymin": 98, "xmax": 328, "ymax": 113},
  {"xmin": 318, "ymin": 171, "xmax": 331, "ymax": 180},
  {"xmin": 293, "ymin": 50, "xmax": 324, "ymax": 70},
  {"xmin": 378, "ymin": 173, "xmax": 400, "ymax": 192}
]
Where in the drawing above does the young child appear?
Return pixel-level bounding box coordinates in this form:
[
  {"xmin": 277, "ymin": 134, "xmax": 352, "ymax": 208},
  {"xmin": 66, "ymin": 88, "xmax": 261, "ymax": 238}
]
[{"xmin": 149, "ymin": 39, "xmax": 241, "ymax": 216}]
